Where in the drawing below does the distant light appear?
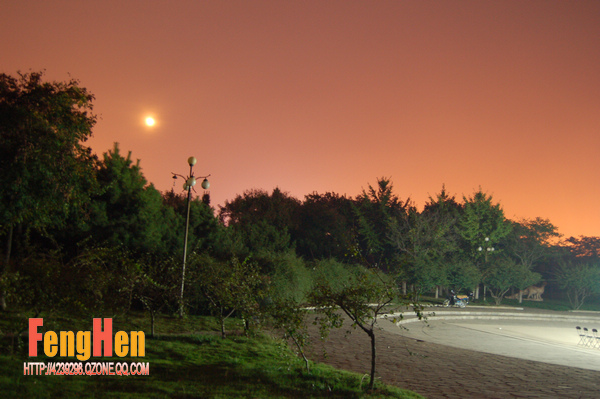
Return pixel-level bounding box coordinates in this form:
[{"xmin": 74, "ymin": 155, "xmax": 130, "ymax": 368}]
[{"xmin": 145, "ymin": 117, "xmax": 156, "ymax": 127}]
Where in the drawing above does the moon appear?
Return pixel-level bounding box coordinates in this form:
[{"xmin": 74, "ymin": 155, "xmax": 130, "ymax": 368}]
[{"xmin": 145, "ymin": 116, "xmax": 156, "ymax": 127}]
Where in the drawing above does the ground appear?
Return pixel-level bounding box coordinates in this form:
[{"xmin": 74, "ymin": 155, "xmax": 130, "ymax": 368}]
[{"xmin": 306, "ymin": 313, "xmax": 600, "ymax": 399}]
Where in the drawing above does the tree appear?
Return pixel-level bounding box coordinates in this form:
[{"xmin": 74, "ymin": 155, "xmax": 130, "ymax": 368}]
[
  {"xmin": 133, "ymin": 254, "xmax": 180, "ymax": 337},
  {"xmin": 162, "ymin": 188, "xmax": 220, "ymax": 255},
  {"xmin": 564, "ymin": 236, "xmax": 600, "ymax": 261},
  {"xmin": 0, "ymin": 71, "xmax": 97, "ymax": 310},
  {"xmin": 421, "ymin": 185, "xmax": 462, "ymax": 258},
  {"xmin": 445, "ymin": 257, "xmax": 481, "ymax": 295},
  {"xmin": 0, "ymin": 71, "xmax": 97, "ymax": 230},
  {"xmin": 269, "ymin": 297, "xmax": 312, "ymax": 372},
  {"xmin": 555, "ymin": 261, "xmax": 600, "ymax": 310},
  {"xmin": 485, "ymin": 256, "xmax": 540, "ymax": 305},
  {"xmin": 505, "ymin": 218, "xmax": 560, "ymax": 302},
  {"xmin": 191, "ymin": 254, "xmax": 264, "ymax": 338},
  {"xmin": 219, "ymin": 188, "xmax": 300, "ymax": 254},
  {"xmin": 457, "ymin": 189, "xmax": 512, "ymax": 298},
  {"xmin": 259, "ymin": 250, "xmax": 312, "ymax": 303},
  {"xmin": 390, "ymin": 205, "xmax": 456, "ymax": 300},
  {"xmin": 90, "ymin": 144, "xmax": 163, "ymax": 252},
  {"xmin": 422, "ymin": 185, "xmax": 463, "ymax": 218},
  {"xmin": 310, "ymin": 264, "xmax": 413, "ymax": 391},
  {"xmin": 353, "ymin": 177, "xmax": 409, "ymax": 272},
  {"xmin": 458, "ymin": 190, "xmax": 512, "ymax": 257},
  {"xmin": 295, "ymin": 192, "xmax": 355, "ymax": 260}
]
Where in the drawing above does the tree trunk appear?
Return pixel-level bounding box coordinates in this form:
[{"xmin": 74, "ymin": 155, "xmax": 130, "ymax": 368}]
[
  {"xmin": 220, "ymin": 310, "xmax": 226, "ymax": 338},
  {"xmin": 291, "ymin": 334, "xmax": 310, "ymax": 373},
  {"xmin": 368, "ymin": 329, "xmax": 376, "ymax": 391},
  {"xmin": 150, "ymin": 309, "xmax": 156, "ymax": 338},
  {"xmin": 1, "ymin": 225, "xmax": 13, "ymax": 311}
]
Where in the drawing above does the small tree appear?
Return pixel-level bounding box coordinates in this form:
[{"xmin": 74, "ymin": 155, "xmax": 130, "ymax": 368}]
[
  {"xmin": 445, "ymin": 256, "xmax": 481, "ymax": 294},
  {"xmin": 269, "ymin": 299, "xmax": 311, "ymax": 372},
  {"xmin": 134, "ymin": 255, "xmax": 180, "ymax": 337},
  {"xmin": 192, "ymin": 254, "xmax": 264, "ymax": 338},
  {"xmin": 310, "ymin": 265, "xmax": 416, "ymax": 391},
  {"xmin": 485, "ymin": 257, "xmax": 540, "ymax": 305},
  {"xmin": 555, "ymin": 261, "xmax": 600, "ymax": 310}
]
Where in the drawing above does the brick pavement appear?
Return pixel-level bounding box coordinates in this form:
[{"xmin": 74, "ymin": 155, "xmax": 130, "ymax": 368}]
[{"xmin": 306, "ymin": 317, "xmax": 600, "ymax": 398}]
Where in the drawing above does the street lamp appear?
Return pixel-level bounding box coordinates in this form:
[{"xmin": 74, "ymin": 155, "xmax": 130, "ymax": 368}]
[
  {"xmin": 478, "ymin": 237, "xmax": 495, "ymax": 255},
  {"xmin": 172, "ymin": 156, "xmax": 210, "ymax": 317},
  {"xmin": 477, "ymin": 237, "xmax": 495, "ymax": 301}
]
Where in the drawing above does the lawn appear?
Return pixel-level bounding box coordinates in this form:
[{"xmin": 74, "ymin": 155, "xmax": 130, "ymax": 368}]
[{"xmin": 0, "ymin": 312, "xmax": 424, "ymax": 398}]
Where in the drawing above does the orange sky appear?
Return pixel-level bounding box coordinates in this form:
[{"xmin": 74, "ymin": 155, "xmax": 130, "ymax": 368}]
[{"xmin": 2, "ymin": 1, "xmax": 599, "ymax": 238}]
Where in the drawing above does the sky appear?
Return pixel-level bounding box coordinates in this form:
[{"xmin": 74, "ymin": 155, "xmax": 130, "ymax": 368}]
[{"xmin": 2, "ymin": 0, "xmax": 599, "ymax": 238}]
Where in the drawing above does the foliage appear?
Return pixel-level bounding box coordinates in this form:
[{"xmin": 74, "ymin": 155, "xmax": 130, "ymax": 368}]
[
  {"xmin": 133, "ymin": 255, "xmax": 180, "ymax": 337},
  {"xmin": 269, "ymin": 298, "xmax": 312, "ymax": 372},
  {"xmin": 219, "ymin": 187, "xmax": 301, "ymax": 253},
  {"xmin": 260, "ymin": 250, "xmax": 313, "ymax": 304},
  {"xmin": 554, "ymin": 261, "xmax": 600, "ymax": 310},
  {"xmin": 162, "ymin": 188, "xmax": 220, "ymax": 256},
  {"xmin": 508, "ymin": 218, "xmax": 561, "ymax": 264},
  {"xmin": 484, "ymin": 257, "xmax": 540, "ymax": 305},
  {"xmin": 310, "ymin": 265, "xmax": 402, "ymax": 391},
  {"xmin": 311, "ymin": 259, "xmax": 364, "ymax": 294},
  {"xmin": 353, "ymin": 178, "xmax": 409, "ymax": 272},
  {"xmin": 499, "ymin": 218, "xmax": 557, "ymax": 302},
  {"xmin": 89, "ymin": 144, "xmax": 172, "ymax": 255},
  {"xmin": 391, "ymin": 207, "xmax": 455, "ymax": 299},
  {"xmin": 458, "ymin": 189, "xmax": 512, "ymax": 259},
  {"xmin": 296, "ymin": 192, "xmax": 355, "ymax": 260},
  {"xmin": 191, "ymin": 254, "xmax": 265, "ymax": 337},
  {"xmin": 0, "ymin": 71, "xmax": 97, "ymax": 232},
  {"xmin": 0, "ymin": 71, "xmax": 97, "ymax": 310},
  {"xmin": 2, "ymin": 245, "xmax": 137, "ymax": 317},
  {"xmin": 457, "ymin": 189, "xmax": 512, "ymax": 298},
  {"xmin": 565, "ymin": 236, "xmax": 600, "ymax": 260},
  {"xmin": 445, "ymin": 257, "xmax": 481, "ymax": 294}
]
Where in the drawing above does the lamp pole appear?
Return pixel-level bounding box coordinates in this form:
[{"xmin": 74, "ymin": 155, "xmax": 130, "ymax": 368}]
[
  {"xmin": 477, "ymin": 237, "xmax": 495, "ymax": 301},
  {"xmin": 172, "ymin": 156, "xmax": 210, "ymax": 317}
]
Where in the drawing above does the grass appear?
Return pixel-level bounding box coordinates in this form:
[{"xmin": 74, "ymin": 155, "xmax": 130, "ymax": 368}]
[
  {"xmin": 0, "ymin": 312, "xmax": 423, "ymax": 399},
  {"xmin": 418, "ymin": 294, "xmax": 600, "ymax": 312},
  {"xmin": 496, "ymin": 297, "xmax": 600, "ymax": 312}
]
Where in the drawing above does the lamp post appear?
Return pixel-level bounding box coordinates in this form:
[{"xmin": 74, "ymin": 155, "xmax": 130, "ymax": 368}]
[
  {"xmin": 477, "ymin": 237, "xmax": 495, "ymax": 301},
  {"xmin": 172, "ymin": 156, "xmax": 210, "ymax": 317}
]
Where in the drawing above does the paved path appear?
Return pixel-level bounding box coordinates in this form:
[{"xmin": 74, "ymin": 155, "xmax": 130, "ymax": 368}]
[{"xmin": 306, "ymin": 308, "xmax": 600, "ymax": 398}]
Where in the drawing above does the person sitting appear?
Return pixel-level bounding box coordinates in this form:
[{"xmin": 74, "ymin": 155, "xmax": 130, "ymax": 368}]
[{"xmin": 448, "ymin": 289, "xmax": 456, "ymax": 306}]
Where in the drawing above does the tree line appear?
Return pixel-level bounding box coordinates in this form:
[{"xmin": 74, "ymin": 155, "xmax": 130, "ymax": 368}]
[{"xmin": 2, "ymin": 71, "xmax": 600, "ymax": 389}]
